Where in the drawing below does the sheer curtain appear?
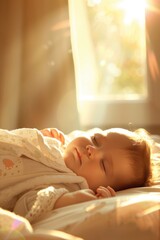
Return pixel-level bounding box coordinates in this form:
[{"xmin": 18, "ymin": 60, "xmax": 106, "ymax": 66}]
[
  {"xmin": 68, "ymin": 0, "xmax": 98, "ymax": 115},
  {"xmin": 0, "ymin": 0, "xmax": 79, "ymax": 133}
]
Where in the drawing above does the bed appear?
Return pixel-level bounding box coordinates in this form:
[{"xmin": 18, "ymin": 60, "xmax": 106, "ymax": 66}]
[{"xmin": 0, "ymin": 132, "xmax": 160, "ymax": 240}]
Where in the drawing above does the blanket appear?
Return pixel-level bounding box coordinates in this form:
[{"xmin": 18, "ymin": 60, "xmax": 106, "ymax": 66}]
[{"xmin": 0, "ymin": 128, "xmax": 88, "ymax": 223}]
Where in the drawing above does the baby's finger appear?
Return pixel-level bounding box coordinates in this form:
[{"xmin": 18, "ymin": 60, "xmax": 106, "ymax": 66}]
[
  {"xmin": 96, "ymin": 186, "xmax": 116, "ymax": 198},
  {"xmin": 50, "ymin": 129, "xmax": 65, "ymax": 145},
  {"xmin": 107, "ymin": 186, "xmax": 116, "ymax": 197},
  {"xmin": 59, "ymin": 132, "xmax": 65, "ymax": 145},
  {"xmin": 41, "ymin": 129, "xmax": 51, "ymax": 137},
  {"xmin": 96, "ymin": 186, "xmax": 111, "ymax": 198},
  {"xmin": 50, "ymin": 128, "xmax": 59, "ymax": 138}
]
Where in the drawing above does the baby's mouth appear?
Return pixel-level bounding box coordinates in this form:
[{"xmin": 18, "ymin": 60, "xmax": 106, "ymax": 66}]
[{"xmin": 75, "ymin": 148, "xmax": 82, "ymax": 165}]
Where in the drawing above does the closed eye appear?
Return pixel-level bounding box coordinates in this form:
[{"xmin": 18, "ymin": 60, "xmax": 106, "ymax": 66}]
[
  {"xmin": 91, "ymin": 135, "xmax": 98, "ymax": 146},
  {"xmin": 101, "ymin": 159, "xmax": 106, "ymax": 173}
]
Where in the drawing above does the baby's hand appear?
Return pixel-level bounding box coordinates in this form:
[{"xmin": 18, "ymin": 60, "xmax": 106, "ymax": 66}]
[
  {"xmin": 55, "ymin": 189, "xmax": 97, "ymax": 209},
  {"xmin": 96, "ymin": 186, "xmax": 116, "ymax": 198},
  {"xmin": 40, "ymin": 128, "xmax": 65, "ymax": 145}
]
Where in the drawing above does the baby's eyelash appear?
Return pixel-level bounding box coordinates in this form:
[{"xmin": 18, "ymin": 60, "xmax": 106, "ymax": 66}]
[
  {"xmin": 91, "ymin": 135, "xmax": 97, "ymax": 145},
  {"xmin": 101, "ymin": 159, "xmax": 106, "ymax": 172}
]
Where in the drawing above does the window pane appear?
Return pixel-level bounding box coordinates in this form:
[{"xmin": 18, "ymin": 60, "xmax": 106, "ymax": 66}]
[{"xmin": 81, "ymin": 0, "xmax": 147, "ymax": 100}]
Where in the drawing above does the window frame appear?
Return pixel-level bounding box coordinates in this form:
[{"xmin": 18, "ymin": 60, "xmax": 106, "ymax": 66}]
[{"xmin": 69, "ymin": 0, "xmax": 160, "ymax": 132}]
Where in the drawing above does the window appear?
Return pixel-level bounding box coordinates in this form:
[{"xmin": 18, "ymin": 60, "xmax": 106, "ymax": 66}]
[
  {"xmin": 80, "ymin": 0, "xmax": 147, "ymax": 100},
  {"xmin": 69, "ymin": 0, "xmax": 160, "ymax": 131}
]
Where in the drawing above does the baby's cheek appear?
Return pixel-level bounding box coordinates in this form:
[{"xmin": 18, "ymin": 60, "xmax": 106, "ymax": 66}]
[{"xmin": 63, "ymin": 152, "xmax": 74, "ymax": 168}]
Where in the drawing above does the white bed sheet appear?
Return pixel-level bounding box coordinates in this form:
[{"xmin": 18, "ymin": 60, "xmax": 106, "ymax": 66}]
[{"xmin": 32, "ymin": 185, "xmax": 160, "ymax": 240}]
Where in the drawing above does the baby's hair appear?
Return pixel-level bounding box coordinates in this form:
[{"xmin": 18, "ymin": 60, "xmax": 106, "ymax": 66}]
[{"xmin": 126, "ymin": 128, "xmax": 153, "ymax": 188}]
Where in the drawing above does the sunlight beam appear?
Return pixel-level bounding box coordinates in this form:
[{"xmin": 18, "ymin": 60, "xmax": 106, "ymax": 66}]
[{"xmin": 118, "ymin": 0, "xmax": 147, "ymax": 25}]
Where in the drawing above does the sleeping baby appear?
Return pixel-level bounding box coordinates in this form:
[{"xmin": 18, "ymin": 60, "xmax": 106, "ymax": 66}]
[{"xmin": 0, "ymin": 127, "xmax": 152, "ymax": 223}]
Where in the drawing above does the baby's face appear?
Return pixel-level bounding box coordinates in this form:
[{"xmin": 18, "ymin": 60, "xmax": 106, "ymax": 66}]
[{"xmin": 63, "ymin": 128, "xmax": 136, "ymax": 191}]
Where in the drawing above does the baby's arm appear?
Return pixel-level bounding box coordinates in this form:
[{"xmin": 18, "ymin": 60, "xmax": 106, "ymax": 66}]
[
  {"xmin": 54, "ymin": 186, "xmax": 116, "ymax": 209},
  {"xmin": 54, "ymin": 189, "xmax": 97, "ymax": 209},
  {"xmin": 14, "ymin": 186, "xmax": 116, "ymax": 222}
]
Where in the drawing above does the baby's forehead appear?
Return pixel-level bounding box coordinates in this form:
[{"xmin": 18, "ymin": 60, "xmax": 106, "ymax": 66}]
[
  {"xmin": 101, "ymin": 129, "xmax": 137, "ymax": 146},
  {"xmin": 104, "ymin": 128, "xmax": 138, "ymax": 140}
]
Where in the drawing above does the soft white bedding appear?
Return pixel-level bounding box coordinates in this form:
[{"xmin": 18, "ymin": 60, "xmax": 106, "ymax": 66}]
[
  {"xmin": 1, "ymin": 187, "xmax": 159, "ymax": 240},
  {"xmin": 0, "ymin": 132, "xmax": 160, "ymax": 240},
  {"xmin": 32, "ymin": 185, "xmax": 160, "ymax": 240}
]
